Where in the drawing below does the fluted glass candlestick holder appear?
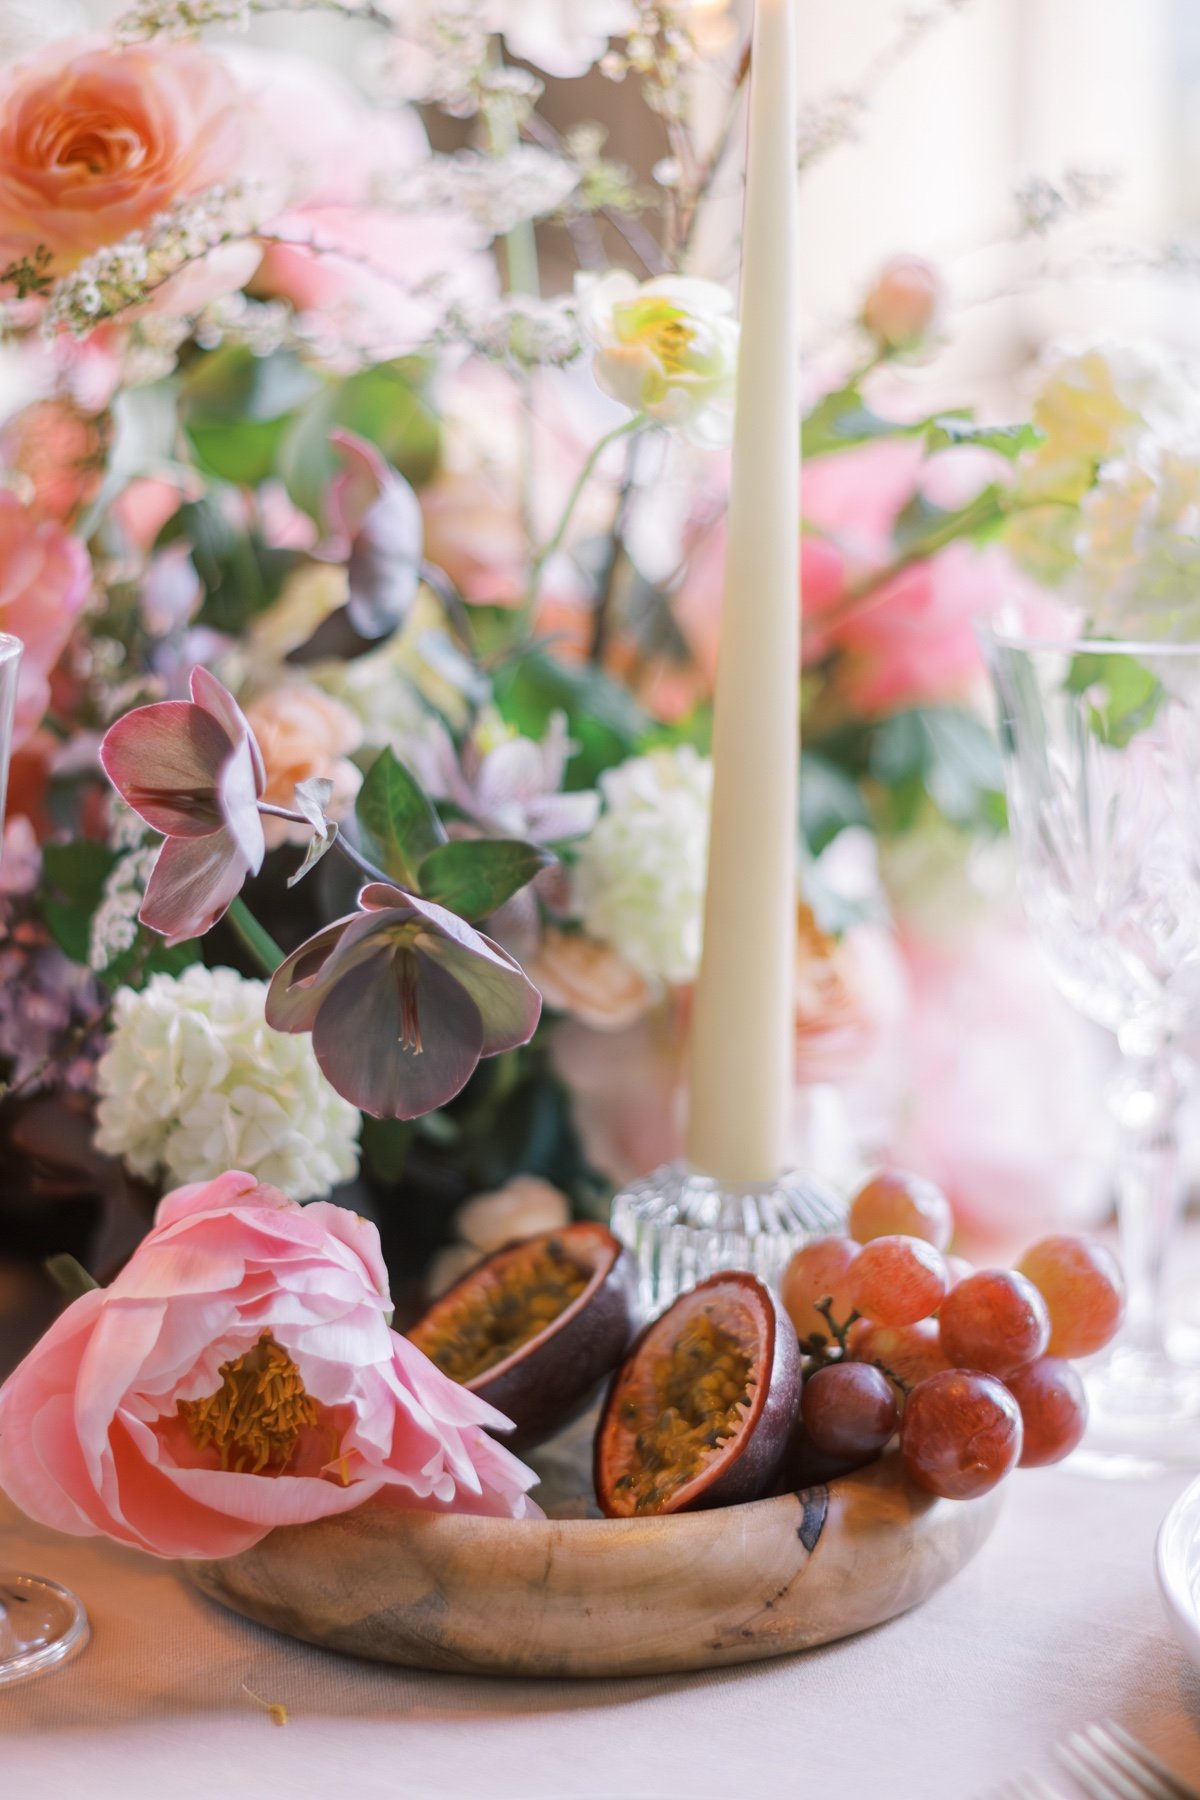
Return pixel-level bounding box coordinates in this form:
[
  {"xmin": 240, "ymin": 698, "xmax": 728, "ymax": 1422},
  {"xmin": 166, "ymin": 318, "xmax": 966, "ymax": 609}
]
[{"xmin": 610, "ymin": 1160, "xmax": 846, "ymax": 1316}]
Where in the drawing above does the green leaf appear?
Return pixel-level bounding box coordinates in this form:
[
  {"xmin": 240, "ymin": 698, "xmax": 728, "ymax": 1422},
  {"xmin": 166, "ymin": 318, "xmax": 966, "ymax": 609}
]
[
  {"xmin": 493, "ymin": 648, "xmax": 650, "ymax": 789},
  {"xmin": 160, "ymin": 495, "xmax": 301, "ymax": 632},
  {"xmin": 279, "ymin": 359, "xmax": 440, "ymax": 519},
  {"xmin": 44, "ymin": 1253, "xmax": 100, "ymax": 1298},
  {"xmin": 1066, "ymin": 650, "xmax": 1165, "ymax": 747},
  {"xmin": 356, "ymin": 748, "xmax": 447, "ymax": 887},
  {"xmin": 799, "ymin": 752, "xmax": 871, "ymax": 855},
  {"xmin": 923, "ymin": 417, "xmax": 1040, "ymax": 459},
  {"xmin": 802, "ymin": 387, "xmax": 970, "ymax": 459},
  {"xmin": 868, "ymin": 707, "xmax": 1004, "ymax": 832},
  {"xmin": 40, "ymin": 841, "xmax": 115, "ymax": 963},
  {"xmin": 187, "ymin": 415, "xmax": 293, "ymax": 487},
  {"xmin": 891, "ymin": 484, "xmax": 1006, "ymax": 557},
  {"xmin": 417, "ymin": 838, "xmax": 553, "ymax": 921}
]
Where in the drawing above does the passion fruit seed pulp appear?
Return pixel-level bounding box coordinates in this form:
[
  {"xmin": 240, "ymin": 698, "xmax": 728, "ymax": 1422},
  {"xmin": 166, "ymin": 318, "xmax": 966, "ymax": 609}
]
[
  {"xmin": 415, "ymin": 1238, "xmax": 590, "ymax": 1386},
  {"xmin": 610, "ymin": 1310, "xmax": 757, "ymax": 1514},
  {"xmin": 408, "ymin": 1222, "xmax": 637, "ymax": 1451},
  {"xmin": 596, "ymin": 1271, "xmax": 802, "ymax": 1518}
]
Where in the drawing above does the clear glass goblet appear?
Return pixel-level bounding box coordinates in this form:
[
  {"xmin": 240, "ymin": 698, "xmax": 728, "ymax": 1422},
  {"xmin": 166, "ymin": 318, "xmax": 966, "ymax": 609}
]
[
  {"xmin": 0, "ymin": 633, "xmax": 90, "ymax": 1683},
  {"xmin": 982, "ymin": 623, "xmax": 1200, "ymax": 1472}
]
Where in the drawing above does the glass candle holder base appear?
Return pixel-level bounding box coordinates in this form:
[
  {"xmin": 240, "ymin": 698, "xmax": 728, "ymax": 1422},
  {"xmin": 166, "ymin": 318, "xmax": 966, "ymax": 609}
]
[
  {"xmin": 610, "ymin": 1160, "xmax": 846, "ymax": 1317},
  {"xmin": 0, "ymin": 1573, "xmax": 89, "ymax": 1686}
]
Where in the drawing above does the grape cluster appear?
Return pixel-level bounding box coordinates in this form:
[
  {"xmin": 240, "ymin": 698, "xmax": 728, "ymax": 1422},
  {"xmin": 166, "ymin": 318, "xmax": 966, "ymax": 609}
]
[{"xmin": 780, "ymin": 1173, "xmax": 1125, "ymax": 1502}]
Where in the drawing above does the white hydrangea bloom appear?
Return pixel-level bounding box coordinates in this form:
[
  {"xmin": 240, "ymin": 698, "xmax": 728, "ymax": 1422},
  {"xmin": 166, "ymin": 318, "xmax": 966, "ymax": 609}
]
[
  {"xmin": 574, "ymin": 746, "xmax": 712, "ymax": 983},
  {"xmin": 95, "ymin": 965, "xmax": 361, "ymax": 1200},
  {"xmin": 1075, "ymin": 434, "xmax": 1200, "ymax": 637}
]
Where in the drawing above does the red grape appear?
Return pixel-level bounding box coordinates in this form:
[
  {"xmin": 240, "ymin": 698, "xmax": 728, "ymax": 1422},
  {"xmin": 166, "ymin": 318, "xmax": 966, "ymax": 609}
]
[
  {"xmin": 781, "ymin": 1236, "xmax": 861, "ymax": 1343},
  {"xmin": 848, "ymin": 1318, "xmax": 951, "ymax": 1395},
  {"xmin": 938, "ymin": 1268, "xmax": 1050, "ymax": 1376},
  {"xmin": 801, "ymin": 1362, "xmax": 900, "ymax": 1460},
  {"xmin": 900, "ymin": 1369, "xmax": 1023, "ymax": 1500},
  {"xmin": 849, "ymin": 1235, "xmax": 949, "ymax": 1327},
  {"xmin": 848, "ymin": 1170, "xmax": 953, "ymax": 1251},
  {"xmin": 1005, "ymin": 1356, "xmax": 1088, "ymax": 1467},
  {"xmin": 1017, "ymin": 1235, "xmax": 1125, "ymax": 1358}
]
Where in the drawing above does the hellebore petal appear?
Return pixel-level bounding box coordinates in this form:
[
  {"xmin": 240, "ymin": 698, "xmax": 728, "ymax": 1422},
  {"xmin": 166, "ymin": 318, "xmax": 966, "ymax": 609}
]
[
  {"xmin": 416, "ymin": 923, "xmax": 543, "ymax": 1056},
  {"xmin": 311, "ymin": 951, "xmax": 485, "ymax": 1119},
  {"xmin": 189, "ymin": 666, "xmax": 266, "ymax": 793},
  {"xmin": 215, "ymin": 733, "xmax": 267, "ymax": 875},
  {"xmin": 100, "ymin": 701, "xmax": 232, "ymax": 839},
  {"xmin": 265, "ymin": 906, "xmax": 398, "ymax": 1034},
  {"xmin": 327, "ymin": 429, "xmax": 423, "ymax": 641},
  {"xmin": 139, "ymin": 830, "xmax": 255, "ymax": 945}
]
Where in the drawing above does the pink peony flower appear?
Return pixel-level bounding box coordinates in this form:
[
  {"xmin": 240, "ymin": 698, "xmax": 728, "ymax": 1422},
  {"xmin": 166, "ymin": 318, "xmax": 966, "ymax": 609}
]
[
  {"xmin": 99, "ymin": 666, "xmax": 266, "ymax": 944},
  {"xmin": 0, "ymin": 489, "xmax": 90, "ymax": 749},
  {"xmin": 0, "ymin": 1170, "xmax": 539, "ymax": 1558},
  {"xmin": 0, "ymin": 39, "xmax": 250, "ymax": 272}
]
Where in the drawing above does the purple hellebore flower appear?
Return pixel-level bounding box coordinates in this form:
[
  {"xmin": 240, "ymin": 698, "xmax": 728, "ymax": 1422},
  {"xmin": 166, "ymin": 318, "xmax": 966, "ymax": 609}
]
[
  {"xmin": 326, "ymin": 428, "xmax": 424, "ymax": 640},
  {"xmin": 265, "ymin": 883, "xmax": 542, "ymax": 1120},
  {"xmin": 99, "ymin": 667, "xmax": 266, "ymax": 945}
]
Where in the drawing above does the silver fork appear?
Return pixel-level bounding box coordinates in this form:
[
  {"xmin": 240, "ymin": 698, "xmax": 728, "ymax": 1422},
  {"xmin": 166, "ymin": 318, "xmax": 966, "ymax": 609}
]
[{"xmin": 1055, "ymin": 1722, "xmax": 1200, "ymax": 1800}]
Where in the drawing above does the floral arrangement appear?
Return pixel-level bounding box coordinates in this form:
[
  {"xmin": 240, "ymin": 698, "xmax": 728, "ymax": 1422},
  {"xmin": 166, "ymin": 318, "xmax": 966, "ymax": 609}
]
[{"xmin": 0, "ymin": 0, "xmax": 1189, "ymax": 1292}]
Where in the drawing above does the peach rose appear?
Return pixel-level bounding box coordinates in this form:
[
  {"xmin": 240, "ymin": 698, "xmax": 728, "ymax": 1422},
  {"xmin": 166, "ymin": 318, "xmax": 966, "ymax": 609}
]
[
  {"xmin": 794, "ymin": 906, "xmax": 907, "ymax": 1085},
  {"xmin": 0, "ymin": 39, "xmax": 248, "ymax": 272},
  {"xmin": 0, "ymin": 399, "xmax": 103, "ymax": 524},
  {"xmin": 244, "ymin": 683, "xmax": 364, "ymax": 849},
  {"xmin": 530, "ymin": 926, "xmax": 656, "ymax": 1032},
  {"xmin": 0, "ymin": 490, "xmax": 90, "ymax": 748}
]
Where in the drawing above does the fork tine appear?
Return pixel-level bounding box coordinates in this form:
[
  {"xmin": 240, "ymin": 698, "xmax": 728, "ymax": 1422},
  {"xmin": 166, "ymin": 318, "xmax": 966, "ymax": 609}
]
[
  {"xmin": 1057, "ymin": 1734, "xmax": 1139, "ymax": 1800},
  {"xmin": 1092, "ymin": 1724, "xmax": 1200, "ymax": 1800}
]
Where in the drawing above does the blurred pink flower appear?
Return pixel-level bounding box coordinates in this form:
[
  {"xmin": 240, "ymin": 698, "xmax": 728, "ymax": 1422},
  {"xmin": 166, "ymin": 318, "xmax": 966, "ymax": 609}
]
[
  {"xmin": 100, "ymin": 666, "xmax": 266, "ymax": 944},
  {"xmin": 0, "ymin": 490, "xmax": 90, "ymax": 749},
  {"xmin": 675, "ymin": 438, "xmax": 1019, "ymax": 716},
  {"xmin": 245, "ymin": 682, "xmax": 363, "ymax": 849},
  {"xmin": 0, "ymin": 39, "xmax": 250, "ymax": 271},
  {"xmin": 0, "ymin": 400, "xmax": 103, "ymax": 524},
  {"xmin": 266, "ymin": 883, "xmax": 542, "ymax": 1119},
  {"xmin": 887, "ymin": 916, "xmax": 1111, "ymax": 1255},
  {"xmin": 0, "ymin": 1170, "xmax": 540, "ymax": 1558},
  {"xmin": 794, "ymin": 909, "xmax": 908, "ymax": 1085},
  {"xmin": 551, "ymin": 997, "xmax": 689, "ymax": 1183},
  {"xmin": 861, "ymin": 254, "xmax": 946, "ymax": 351},
  {"xmin": 232, "ymin": 51, "xmax": 493, "ymax": 360}
]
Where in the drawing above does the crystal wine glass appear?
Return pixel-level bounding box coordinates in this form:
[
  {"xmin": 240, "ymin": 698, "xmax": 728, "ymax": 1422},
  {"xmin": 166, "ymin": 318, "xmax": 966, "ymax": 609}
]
[
  {"xmin": 982, "ymin": 621, "xmax": 1200, "ymax": 1471},
  {"xmin": 0, "ymin": 633, "xmax": 90, "ymax": 1683}
]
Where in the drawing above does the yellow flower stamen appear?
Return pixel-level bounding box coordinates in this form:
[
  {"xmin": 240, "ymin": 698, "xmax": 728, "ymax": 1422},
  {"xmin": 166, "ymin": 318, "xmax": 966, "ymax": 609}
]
[
  {"xmin": 650, "ymin": 316, "xmax": 695, "ymax": 374},
  {"xmin": 179, "ymin": 1331, "xmax": 318, "ymax": 1475}
]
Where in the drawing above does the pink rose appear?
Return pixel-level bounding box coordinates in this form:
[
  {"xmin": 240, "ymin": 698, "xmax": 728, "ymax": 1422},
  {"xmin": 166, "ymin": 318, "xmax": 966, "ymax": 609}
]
[
  {"xmin": 0, "ymin": 1170, "xmax": 540, "ymax": 1558},
  {"xmin": 530, "ymin": 926, "xmax": 656, "ymax": 1032},
  {"xmin": 0, "ymin": 400, "xmax": 103, "ymax": 524},
  {"xmin": 0, "ymin": 490, "xmax": 90, "ymax": 749},
  {"xmin": 0, "ymin": 39, "xmax": 249, "ymax": 272},
  {"xmin": 794, "ymin": 909, "xmax": 907, "ymax": 1086},
  {"xmin": 861, "ymin": 254, "xmax": 946, "ymax": 351}
]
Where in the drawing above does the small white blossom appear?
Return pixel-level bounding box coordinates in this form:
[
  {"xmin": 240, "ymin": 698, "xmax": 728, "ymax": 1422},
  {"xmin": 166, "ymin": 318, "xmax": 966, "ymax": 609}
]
[
  {"xmin": 378, "ymin": 146, "xmax": 579, "ymax": 239},
  {"xmin": 95, "ymin": 965, "xmax": 362, "ymax": 1199},
  {"xmin": 575, "ymin": 270, "xmax": 738, "ymax": 446},
  {"xmin": 89, "ymin": 845, "xmax": 157, "ymax": 973},
  {"xmin": 574, "ymin": 745, "xmax": 712, "ymax": 984}
]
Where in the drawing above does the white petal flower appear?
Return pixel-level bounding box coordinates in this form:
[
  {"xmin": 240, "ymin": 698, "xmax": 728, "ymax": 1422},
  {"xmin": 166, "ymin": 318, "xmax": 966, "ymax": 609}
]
[
  {"xmin": 1018, "ymin": 338, "xmax": 1194, "ymax": 506},
  {"xmin": 492, "ymin": 0, "xmax": 637, "ymax": 78},
  {"xmin": 574, "ymin": 745, "xmax": 712, "ymax": 983},
  {"xmin": 1075, "ymin": 433, "xmax": 1200, "ymax": 638},
  {"xmin": 575, "ymin": 270, "xmax": 739, "ymax": 446},
  {"xmin": 95, "ymin": 965, "xmax": 361, "ymax": 1199}
]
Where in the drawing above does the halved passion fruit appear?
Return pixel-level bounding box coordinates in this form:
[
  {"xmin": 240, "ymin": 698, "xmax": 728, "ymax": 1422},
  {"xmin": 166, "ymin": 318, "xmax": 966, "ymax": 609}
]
[
  {"xmin": 595, "ymin": 1271, "xmax": 802, "ymax": 1518},
  {"xmin": 408, "ymin": 1223, "xmax": 637, "ymax": 1450}
]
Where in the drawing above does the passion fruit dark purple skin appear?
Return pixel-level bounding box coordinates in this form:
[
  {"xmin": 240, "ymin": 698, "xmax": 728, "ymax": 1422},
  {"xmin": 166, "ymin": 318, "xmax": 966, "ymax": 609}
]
[
  {"xmin": 594, "ymin": 1271, "xmax": 803, "ymax": 1518},
  {"xmin": 407, "ymin": 1222, "xmax": 638, "ymax": 1452}
]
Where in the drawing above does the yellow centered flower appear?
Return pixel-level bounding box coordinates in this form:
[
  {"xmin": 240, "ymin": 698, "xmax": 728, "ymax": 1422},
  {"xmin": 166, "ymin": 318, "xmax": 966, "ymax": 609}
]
[
  {"xmin": 575, "ymin": 270, "xmax": 739, "ymax": 446},
  {"xmin": 612, "ymin": 296, "xmax": 698, "ymax": 375},
  {"xmin": 179, "ymin": 1331, "xmax": 318, "ymax": 1474}
]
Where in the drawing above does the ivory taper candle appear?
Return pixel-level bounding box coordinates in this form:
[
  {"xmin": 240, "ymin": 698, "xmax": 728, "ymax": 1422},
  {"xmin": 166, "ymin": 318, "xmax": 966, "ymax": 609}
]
[{"xmin": 685, "ymin": 0, "xmax": 799, "ymax": 1185}]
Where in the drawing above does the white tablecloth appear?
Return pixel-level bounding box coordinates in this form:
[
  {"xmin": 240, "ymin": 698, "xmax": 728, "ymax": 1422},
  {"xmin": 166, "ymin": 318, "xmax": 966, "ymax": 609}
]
[{"xmin": 2, "ymin": 1460, "xmax": 1200, "ymax": 1800}]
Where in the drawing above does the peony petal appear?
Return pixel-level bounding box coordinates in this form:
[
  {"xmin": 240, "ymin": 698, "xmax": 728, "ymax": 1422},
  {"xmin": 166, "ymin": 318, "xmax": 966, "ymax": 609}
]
[
  {"xmin": 100, "ymin": 699, "xmax": 231, "ymax": 837},
  {"xmin": 139, "ymin": 830, "xmax": 251, "ymax": 944},
  {"xmin": 154, "ymin": 1171, "xmax": 290, "ymax": 1229},
  {"xmin": 311, "ymin": 948, "xmax": 484, "ymax": 1118}
]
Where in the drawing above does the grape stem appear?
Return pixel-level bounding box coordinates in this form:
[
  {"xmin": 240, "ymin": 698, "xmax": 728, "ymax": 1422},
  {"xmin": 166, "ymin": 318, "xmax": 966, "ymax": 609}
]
[{"xmin": 806, "ymin": 1296, "xmax": 913, "ymax": 1398}]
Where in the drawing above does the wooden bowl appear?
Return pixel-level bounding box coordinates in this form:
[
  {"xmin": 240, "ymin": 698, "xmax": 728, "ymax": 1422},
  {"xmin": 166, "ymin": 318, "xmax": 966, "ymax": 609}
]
[{"xmin": 184, "ymin": 1455, "xmax": 1001, "ymax": 1678}]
